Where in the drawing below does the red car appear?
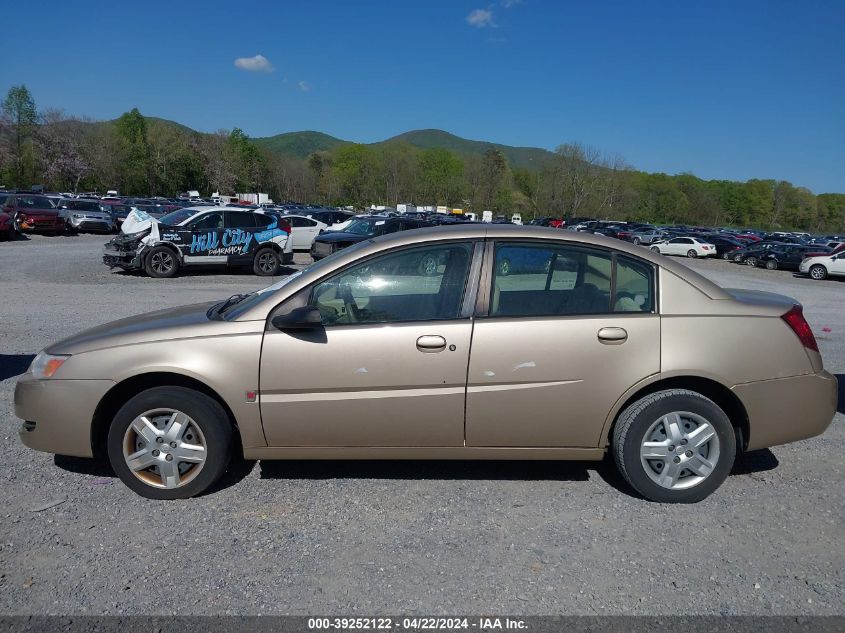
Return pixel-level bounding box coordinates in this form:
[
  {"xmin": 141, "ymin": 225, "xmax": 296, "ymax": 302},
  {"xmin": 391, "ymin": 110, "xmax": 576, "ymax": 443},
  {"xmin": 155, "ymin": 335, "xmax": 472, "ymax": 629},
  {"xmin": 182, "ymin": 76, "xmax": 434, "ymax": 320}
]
[
  {"xmin": 2, "ymin": 194, "xmax": 66, "ymax": 235},
  {"xmin": 0, "ymin": 210, "xmax": 12, "ymax": 240}
]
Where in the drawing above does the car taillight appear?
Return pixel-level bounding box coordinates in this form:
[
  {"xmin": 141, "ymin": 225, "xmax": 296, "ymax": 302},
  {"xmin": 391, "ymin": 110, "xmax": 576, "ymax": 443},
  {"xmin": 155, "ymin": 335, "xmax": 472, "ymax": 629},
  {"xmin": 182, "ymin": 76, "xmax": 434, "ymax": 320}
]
[
  {"xmin": 703, "ymin": 246, "xmax": 710, "ymax": 250},
  {"xmin": 781, "ymin": 305, "xmax": 819, "ymax": 353}
]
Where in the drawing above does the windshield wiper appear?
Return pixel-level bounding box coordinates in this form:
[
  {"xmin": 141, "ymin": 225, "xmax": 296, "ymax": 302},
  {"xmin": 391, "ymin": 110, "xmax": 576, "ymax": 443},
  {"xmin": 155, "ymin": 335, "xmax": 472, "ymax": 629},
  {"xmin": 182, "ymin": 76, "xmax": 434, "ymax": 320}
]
[{"xmin": 215, "ymin": 293, "xmax": 249, "ymax": 315}]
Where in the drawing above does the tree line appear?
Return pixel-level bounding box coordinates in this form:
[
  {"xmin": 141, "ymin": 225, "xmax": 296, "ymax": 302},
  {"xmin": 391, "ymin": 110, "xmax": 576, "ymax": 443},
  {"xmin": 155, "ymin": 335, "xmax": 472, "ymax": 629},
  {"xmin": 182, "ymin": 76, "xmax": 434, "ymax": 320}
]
[{"xmin": 1, "ymin": 85, "xmax": 842, "ymax": 232}]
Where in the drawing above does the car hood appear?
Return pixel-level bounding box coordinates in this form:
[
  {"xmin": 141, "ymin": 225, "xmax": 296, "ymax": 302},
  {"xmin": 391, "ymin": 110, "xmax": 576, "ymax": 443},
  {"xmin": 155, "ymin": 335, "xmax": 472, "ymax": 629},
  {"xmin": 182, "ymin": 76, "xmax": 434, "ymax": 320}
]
[
  {"xmin": 314, "ymin": 231, "xmax": 369, "ymax": 244},
  {"xmin": 18, "ymin": 208, "xmax": 59, "ymax": 216},
  {"xmin": 46, "ymin": 301, "xmax": 229, "ymax": 355}
]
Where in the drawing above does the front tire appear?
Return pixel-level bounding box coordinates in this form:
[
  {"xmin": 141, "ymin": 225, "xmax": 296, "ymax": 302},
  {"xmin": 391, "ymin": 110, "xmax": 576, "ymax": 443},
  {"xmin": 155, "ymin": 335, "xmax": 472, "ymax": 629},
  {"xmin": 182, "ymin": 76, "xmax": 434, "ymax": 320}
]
[
  {"xmin": 745, "ymin": 256, "xmax": 758, "ymax": 267},
  {"xmin": 632, "ymin": 237, "xmax": 641, "ymax": 245},
  {"xmin": 145, "ymin": 246, "xmax": 179, "ymax": 278},
  {"xmin": 650, "ymin": 246, "xmax": 660, "ymax": 253},
  {"xmin": 809, "ymin": 264, "xmax": 827, "ymax": 280},
  {"xmin": 612, "ymin": 389, "xmax": 736, "ymax": 503},
  {"xmin": 107, "ymin": 387, "xmax": 233, "ymax": 500}
]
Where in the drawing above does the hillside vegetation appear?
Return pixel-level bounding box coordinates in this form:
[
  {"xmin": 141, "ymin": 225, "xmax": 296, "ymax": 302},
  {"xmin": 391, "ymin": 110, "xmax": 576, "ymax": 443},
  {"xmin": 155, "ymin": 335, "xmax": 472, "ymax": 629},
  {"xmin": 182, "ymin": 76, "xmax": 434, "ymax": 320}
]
[{"xmin": 1, "ymin": 85, "xmax": 842, "ymax": 232}]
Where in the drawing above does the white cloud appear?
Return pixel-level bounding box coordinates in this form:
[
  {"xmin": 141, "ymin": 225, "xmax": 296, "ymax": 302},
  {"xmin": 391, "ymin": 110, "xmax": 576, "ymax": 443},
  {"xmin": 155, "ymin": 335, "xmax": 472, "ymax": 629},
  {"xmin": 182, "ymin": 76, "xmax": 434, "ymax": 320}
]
[
  {"xmin": 466, "ymin": 8, "xmax": 495, "ymax": 28},
  {"xmin": 298, "ymin": 80, "xmax": 311, "ymax": 92},
  {"xmin": 234, "ymin": 54, "xmax": 274, "ymax": 73}
]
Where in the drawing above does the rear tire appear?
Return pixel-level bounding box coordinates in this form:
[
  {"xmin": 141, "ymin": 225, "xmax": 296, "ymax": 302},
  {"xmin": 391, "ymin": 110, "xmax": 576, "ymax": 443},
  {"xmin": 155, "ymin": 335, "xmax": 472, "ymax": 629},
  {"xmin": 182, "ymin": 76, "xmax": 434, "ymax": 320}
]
[
  {"xmin": 632, "ymin": 237, "xmax": 641, "ymax": 245},
  {"xmin": 809, "ymin": 264, "xmax": 827, "ymax": 280},
  {"xmin": 745, "ymin": 256, "xmax": 758, "ymax": 267},
  {"xmin": 145, "ymin": 246, "xmax": 179, "ymax": 278},
  {"xmin": 253, "ymin": 247, "xmax": 281, "ymax": 276},
  {"xmin": 765, "ymin": 260, "xmax": 778, "ymax": 270},
  {"xmin": 687, "ymin": 249, "xmax": 697, "ymax": 258},
  {"xmin": 612, "ymin": 389, "xmax": 736, "ymax": 503},
  {"xmin": 106, "ymin": 387, "xmax": 233, "ymax": 500}
]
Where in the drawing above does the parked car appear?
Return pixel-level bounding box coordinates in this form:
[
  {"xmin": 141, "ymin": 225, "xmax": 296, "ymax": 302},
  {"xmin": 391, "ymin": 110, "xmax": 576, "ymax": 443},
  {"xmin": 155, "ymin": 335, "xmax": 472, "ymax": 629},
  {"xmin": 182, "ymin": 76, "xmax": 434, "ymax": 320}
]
[
  {"xmin": 0, "ymin": 210, "xmax": 12, "ymax": 240},
  {"xmin": 16, "ymin": 225, "xmax": 837, "ymax": 502},
  {"xmin": 731, "ymin": 242, "xmax": 788, "ymax": 266},
  {"xmin": 630, "ymin": 228, "xmax": 668, "ymax": 245},
  {"xmin": 302, "ymin": 209, "xmax": 356, "ymax": 230},
  {"xmin": 311, "ymin": 216, "xmax": 432, "ymax": 259},
  {"xmin": 798, "ymin": 252, "xmax": 845, "ymax": 280},
  {"xmin": 650, "ymin": 237, "xmax": 716, "ymax": 258},
  {"xmin": 702, "ymin": 235, "xmax": 745, "ymax": 259},
  {"xmin": 103, "ymin": 207, "xmax": 293, "ymax": 278},
  {"xmin": 266, "ymin": 213, "xmax": 326, "ymax": 251},
  {"xmin": 2, "ymin": 194, "xmax": 66, "ymax": 235},
  {"xmin": 757, "ymin": 245, "xmax": 832, "ymax": 271},
  {"xmin": 101, "ymin": 203, "xmax": 133, "ymax": 230},
  {"xmin": 593, "ymin": 225, "xmax": 633, "ymax": 241},
  {"xmin": 56, "ymin": 199, "xmax": 114, "ymax": 233}
]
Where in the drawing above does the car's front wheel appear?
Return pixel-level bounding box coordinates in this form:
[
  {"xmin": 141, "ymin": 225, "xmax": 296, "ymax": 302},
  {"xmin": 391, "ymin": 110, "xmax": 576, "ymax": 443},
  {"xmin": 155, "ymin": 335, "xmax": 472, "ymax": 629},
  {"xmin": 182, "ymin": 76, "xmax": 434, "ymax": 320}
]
[
  {"xmin": 650, "ymin": 246, "xmax": 660, "ymax": 253},
  {"xmin": 107, "ymin": 387, "xmax": 233, "ymax": 499},
  {"xmin": 612, "ymin": 389, "xmax": 736, "ymax": 503},
  {"xmin": 145, "ymin": 246, "xmax": 179, "ymax": 278},
  {"xmin": 745, "ymin": 256, "xmax": 758, "ymax": 267},
  {"xmin": 809, "ymin": 264, "xmax": 828, "ymax": 280},
  {"xmin": 632, "ymin": 237, "xmax": 641, "ymax": 245}
]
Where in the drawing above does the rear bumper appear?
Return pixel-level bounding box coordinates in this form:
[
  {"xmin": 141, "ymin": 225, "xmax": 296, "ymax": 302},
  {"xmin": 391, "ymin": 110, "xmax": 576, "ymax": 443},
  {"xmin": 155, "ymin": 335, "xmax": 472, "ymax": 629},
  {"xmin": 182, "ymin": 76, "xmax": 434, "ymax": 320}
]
[
  {"xmin": 733, "ymin": 371, "xmax": 838, "ymax": 450},
  {"xmin": 15, "ymin": 376, "xmax": 115, "ymax": 458}
]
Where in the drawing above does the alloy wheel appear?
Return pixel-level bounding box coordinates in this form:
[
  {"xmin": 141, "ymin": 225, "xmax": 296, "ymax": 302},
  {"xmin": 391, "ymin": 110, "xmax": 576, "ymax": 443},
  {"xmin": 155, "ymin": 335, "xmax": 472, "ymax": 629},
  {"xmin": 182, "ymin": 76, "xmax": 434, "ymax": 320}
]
[
  {"xmin": 122, "ymin": 409, "xmax": 207, "ymax": 489},
  {"xmin": 151, "ymin": 251, "xmax": 174, "ymax": 275},
  {"xmin": 258, "ymin": 251, "xmax": 276, "ymax": 273},
  {"xmin": 639, "ymin": 411, "xmax": 720, "ymax": 490}
]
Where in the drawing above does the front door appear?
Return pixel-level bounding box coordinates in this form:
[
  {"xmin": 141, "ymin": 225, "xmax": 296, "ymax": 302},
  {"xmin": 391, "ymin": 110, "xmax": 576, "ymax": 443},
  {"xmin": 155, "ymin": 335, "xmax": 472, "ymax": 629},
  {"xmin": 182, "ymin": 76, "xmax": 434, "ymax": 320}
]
[
  {"xmin": 466, "ymin": 240, "xmax": 660, "ymax": 447},
  {"xmin": 259, "ymin": 241, "xmax": 479, "ymax": 446}
]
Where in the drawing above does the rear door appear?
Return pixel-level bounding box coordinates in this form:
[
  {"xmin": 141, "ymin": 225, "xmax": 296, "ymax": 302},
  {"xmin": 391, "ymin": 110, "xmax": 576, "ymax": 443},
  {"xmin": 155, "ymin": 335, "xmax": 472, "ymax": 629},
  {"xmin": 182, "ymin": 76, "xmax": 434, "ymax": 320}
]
[{"xmin": 465, "ymin": 240, "xmax": 660, "ymax": 447}]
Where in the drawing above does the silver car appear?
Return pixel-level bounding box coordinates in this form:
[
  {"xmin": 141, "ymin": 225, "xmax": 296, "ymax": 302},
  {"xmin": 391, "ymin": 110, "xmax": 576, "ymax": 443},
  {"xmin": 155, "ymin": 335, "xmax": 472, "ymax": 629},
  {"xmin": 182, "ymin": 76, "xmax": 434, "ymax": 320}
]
[{"xmin": 57, "ymin": 199, "xmax": 114, "ymax": 233}]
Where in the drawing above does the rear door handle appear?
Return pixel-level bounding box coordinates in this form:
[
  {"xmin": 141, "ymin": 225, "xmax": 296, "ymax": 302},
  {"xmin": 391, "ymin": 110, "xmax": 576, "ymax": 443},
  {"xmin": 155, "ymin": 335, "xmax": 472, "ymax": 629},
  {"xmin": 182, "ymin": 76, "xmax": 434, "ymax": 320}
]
[
  {"xmin": 597, "ymin": 327, "xmax": 628, "ymax": 343},
  {"xmin": 417, "ymin": 335, "xmax": 447, "ymax": 352}
]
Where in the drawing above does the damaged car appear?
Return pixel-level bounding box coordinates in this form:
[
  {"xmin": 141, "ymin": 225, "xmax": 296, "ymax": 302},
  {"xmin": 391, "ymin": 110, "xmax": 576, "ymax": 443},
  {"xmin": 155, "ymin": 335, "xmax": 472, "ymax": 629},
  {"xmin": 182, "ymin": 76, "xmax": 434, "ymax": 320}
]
[{"xmin": 103, "ymin": 207, "xmax": 293, "ymax": 278}]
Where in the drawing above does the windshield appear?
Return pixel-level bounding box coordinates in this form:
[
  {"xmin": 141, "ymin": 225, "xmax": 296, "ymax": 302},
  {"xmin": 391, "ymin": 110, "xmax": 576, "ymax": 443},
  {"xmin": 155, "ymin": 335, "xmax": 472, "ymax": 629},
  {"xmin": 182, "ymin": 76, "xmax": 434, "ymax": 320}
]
[
  {"xmin": 64, "ymin": 200, "xmax": 101, "ymax": 211},
  {"xmin": 17, "ymin": 196, "xmax": 52, "ymax": 208},
  {"xmin": 159, "ymin": 208, "xmax": 197, "ymax": 225},
  {"xmin": 344, "ymin": 217, "xmax": 384, "ymax": 235}
]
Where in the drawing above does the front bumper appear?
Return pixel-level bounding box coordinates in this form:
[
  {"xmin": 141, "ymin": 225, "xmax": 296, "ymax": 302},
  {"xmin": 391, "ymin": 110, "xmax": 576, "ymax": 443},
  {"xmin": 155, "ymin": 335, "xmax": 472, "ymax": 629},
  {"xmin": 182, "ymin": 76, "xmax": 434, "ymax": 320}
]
[
  {"xmin": 70, "ymin": 217, "xmax": 113, "ymax": 232},
  {"xmin": 103, "ymin": 237, "xmax": 145, "ymax": 270},
  {"xmin": 19, "ymin": 219, "xmax": 65, "ymax": 233},
  {"xmin": 798, "ymin": 261, "xmax": 810, "ymax": 273},
  {"xmin": 733, "ymin": 371, "xmax": 838, "ymax": 450},
  {"xmin": 15, "ymin": 376, "xmax": 116, "ymax": 458}
]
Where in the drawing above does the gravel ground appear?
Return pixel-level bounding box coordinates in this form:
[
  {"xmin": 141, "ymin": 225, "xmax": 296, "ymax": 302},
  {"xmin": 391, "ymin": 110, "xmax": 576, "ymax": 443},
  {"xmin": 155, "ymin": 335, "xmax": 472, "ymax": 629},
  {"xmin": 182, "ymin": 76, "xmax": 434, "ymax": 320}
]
[{"xmin": 0, "ymin": 234, "xmax": 842, "ymax": 616}]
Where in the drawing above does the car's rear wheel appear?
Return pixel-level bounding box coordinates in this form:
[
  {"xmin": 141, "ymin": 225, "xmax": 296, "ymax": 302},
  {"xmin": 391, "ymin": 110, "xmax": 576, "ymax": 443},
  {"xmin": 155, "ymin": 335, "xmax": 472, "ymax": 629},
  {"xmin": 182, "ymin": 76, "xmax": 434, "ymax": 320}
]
[
  {"xmin": 722, "ymin": 252, "xmax": 731, "ymax": 260},
  {"xmin": 745, "ymin": 256, "xmax": 758, "ymax": 267},
  {"xmin": 107, "ymin": 387, "xmax": 232, "ymax": 500},
  {"xmin": 612, "ymin": 389, "xmax": 736, "ymax": 503},
  {"xmin": 632, "ymin": 237, "xmax": 641, "ymax": 245},
  {"xmin": 809, "ymin": 264, "xmax": 828, "ymax": 280},
  {"xmin": 765, "ymin": 260, "xmax": 778, "ymax": 270},
  {"xmin": 687, "ymin": 249, "xmax": 697, "ymax": 258},
  {"xmin": 145, "ymin": 246, "xmax": 179, "ymax": 278},
  {"xmin": 253, "ymin": 247, "xmax": 281, "ymax": 276}
]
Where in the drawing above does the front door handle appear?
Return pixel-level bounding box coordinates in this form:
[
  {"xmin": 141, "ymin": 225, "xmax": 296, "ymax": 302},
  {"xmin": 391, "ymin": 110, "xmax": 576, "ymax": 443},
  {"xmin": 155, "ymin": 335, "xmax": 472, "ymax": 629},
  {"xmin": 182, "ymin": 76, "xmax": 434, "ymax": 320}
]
[
  {"xmin": 417, "ymin": 335, "xmax": 447, "ymax": 352},
  {"xmin": 597, "ymin": 327, "xmax": 628, "ymax": 343}
]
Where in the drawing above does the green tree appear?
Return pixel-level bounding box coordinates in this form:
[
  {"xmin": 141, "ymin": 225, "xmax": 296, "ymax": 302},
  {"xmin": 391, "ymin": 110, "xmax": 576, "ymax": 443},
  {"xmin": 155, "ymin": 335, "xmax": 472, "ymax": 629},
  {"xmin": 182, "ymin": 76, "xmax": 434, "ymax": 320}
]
[
  {"xmin": 1, "ymin": 84, "xmax": 39, "ymax": 186},
  {"xmin": 115, "ymin": 108, "xmax": 152, "ymax": 194},
  {"xmin": 417, "ymin": 148, "xmax": 464, "ymax": 205}
]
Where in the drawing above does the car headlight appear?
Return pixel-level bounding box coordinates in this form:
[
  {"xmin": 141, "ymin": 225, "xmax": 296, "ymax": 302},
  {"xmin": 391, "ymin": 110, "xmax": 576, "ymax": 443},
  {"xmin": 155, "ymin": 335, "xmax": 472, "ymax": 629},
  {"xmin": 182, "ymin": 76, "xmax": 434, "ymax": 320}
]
[{"xmin": 29, "ymin": 352, "xmax": 70, "ymax": 378}]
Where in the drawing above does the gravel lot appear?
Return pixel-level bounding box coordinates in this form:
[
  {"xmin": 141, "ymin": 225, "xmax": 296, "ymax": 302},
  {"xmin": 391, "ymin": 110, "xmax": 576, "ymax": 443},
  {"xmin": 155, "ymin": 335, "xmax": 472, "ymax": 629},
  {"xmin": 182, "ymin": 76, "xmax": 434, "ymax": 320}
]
[{"xmin": 0, "ymin": 233, "xmax": 842, "ymax": 616}]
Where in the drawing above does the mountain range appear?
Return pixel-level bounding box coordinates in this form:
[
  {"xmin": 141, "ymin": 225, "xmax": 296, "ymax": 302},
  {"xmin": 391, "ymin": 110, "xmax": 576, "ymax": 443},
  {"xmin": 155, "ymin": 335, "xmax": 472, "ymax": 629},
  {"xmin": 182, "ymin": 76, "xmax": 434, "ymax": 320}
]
[{"xmin": 252, "ymin": 128, "xmax": 556, "ymax": 168}]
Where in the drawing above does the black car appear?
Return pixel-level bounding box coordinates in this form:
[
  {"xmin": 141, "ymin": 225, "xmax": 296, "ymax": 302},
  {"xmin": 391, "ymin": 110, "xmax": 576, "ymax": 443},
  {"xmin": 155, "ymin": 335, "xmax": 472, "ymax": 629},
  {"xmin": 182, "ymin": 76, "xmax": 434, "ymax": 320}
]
[
  {"xmin": 701, "ymin": 235, "xmax": 745, "ymax": 259},
  {"xmin": 311, "ymin": 216, "xmax": 432, "ymax": 260},
  {"xmin": 758, "ymin": 245, "xmax": 832, "ymax": 270},
  {"xmin": 732, "ymin": 241, "xmax": 789, "ymax": 265},
  {"xmin": 302, "ymin": 209, "xmax": 356, "ymax": 227}
]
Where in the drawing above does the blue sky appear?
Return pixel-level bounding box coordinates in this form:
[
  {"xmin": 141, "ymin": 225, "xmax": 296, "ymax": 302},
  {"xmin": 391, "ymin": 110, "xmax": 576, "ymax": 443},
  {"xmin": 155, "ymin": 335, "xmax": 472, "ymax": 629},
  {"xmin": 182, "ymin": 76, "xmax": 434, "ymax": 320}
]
[{"xmin": 4, "ymin": 0, "xmax": 844, "ymax": 192}]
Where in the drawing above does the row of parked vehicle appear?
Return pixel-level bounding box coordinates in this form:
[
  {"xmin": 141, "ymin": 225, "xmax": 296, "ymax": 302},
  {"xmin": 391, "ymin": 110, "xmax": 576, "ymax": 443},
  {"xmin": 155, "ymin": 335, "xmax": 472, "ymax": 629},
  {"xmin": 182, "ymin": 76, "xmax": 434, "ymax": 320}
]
[{"xmin": 553, "ymin": 218, "xmax": 844, "ymax": 281}]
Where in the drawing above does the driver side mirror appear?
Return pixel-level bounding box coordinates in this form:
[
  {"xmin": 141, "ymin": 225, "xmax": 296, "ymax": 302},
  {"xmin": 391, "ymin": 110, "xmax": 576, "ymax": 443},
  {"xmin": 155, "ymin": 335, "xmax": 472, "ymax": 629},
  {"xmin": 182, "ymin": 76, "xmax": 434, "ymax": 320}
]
[{"xmin": 271, "ymin": 305, "xmax": 323, "ymax": 331}]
